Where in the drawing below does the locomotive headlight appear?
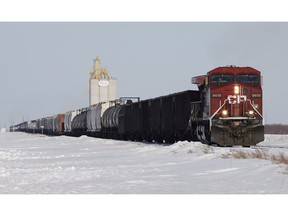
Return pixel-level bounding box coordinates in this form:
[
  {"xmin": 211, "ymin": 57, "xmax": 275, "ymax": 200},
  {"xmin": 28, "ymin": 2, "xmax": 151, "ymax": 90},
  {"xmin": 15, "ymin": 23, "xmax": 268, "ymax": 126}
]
[
  {"xmin": 247, "ymin": 110, "xmax": 254, "ymax": 117},
  {"xmin": 234, "ymin": 85, "xmax": 240, "ymax": 94},
  {"xmin": 222, "ymin": 110, "xmax": 228, "ymax": 117}
]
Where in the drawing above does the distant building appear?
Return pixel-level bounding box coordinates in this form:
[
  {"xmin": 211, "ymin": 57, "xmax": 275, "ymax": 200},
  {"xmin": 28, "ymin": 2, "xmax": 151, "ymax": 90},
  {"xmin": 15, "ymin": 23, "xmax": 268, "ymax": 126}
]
[{"xmin": 88, "ymin": 57, "xmax": 117, "ymax": 106}]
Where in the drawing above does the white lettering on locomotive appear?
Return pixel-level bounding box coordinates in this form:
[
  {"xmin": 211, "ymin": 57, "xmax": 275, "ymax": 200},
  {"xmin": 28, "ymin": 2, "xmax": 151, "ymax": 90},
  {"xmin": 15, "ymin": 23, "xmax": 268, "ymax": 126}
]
[{"xmin": 227, "ymin": 95, "xmax": 247, "ymax": 104}]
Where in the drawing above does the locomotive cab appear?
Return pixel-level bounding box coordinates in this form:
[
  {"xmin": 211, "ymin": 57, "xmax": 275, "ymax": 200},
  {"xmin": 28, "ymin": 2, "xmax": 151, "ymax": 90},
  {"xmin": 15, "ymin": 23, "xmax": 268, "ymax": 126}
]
[{"xmin": 192, "ymin": 66, "xmax": 264, "ymax": 147}]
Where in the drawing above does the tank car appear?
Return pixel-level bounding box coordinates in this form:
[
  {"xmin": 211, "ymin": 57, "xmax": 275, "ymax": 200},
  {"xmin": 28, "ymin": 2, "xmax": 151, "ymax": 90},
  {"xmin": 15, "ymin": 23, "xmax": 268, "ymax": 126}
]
[
  {"xmin": 71, "ymin": 108, "xmax": 88, "ymax": 136},
  {"xmin": 101, "ymin": 102, "xmax": 122, "ymax": 138},
  {"xmin": 191, "ymin": 66, "xmax": 264, "ymax": 146}
]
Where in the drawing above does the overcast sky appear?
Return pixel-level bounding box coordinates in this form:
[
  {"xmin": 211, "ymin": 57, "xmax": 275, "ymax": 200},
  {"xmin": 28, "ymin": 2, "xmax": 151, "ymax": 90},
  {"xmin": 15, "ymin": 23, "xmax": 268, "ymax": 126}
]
[{"xmin": 0, "ymin": 22, "xmax": 287, "ymax": 126}]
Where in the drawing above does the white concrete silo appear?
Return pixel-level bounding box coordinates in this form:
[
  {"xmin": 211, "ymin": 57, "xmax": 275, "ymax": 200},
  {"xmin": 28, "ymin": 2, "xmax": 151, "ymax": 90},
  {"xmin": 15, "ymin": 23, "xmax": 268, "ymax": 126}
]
[{"xmin": 89, "ymin": 57, "xmax": 117, "ymax": 106}]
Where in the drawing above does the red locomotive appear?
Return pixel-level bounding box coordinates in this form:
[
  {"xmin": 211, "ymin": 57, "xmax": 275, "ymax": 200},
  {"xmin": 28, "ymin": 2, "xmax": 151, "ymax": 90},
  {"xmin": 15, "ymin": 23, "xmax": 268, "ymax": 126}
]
[{"xmin": 192, "ymin": 65, "xmax": 264, "ymax": 146}]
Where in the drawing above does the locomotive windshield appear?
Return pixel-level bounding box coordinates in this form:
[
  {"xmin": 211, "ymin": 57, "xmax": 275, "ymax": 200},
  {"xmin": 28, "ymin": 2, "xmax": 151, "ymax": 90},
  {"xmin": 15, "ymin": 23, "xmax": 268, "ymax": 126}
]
[
  {"xmin": 236, "ymin": 74, "xmax": 259, "ymax": 83},
  {"xmin": 211, "ymin": 74, "xmax": 234, "ymax": 83}
]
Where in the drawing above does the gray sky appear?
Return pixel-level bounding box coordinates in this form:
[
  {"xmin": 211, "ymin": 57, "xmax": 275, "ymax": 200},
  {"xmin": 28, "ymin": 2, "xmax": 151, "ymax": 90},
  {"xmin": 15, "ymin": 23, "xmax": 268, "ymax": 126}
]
[{"xmin": 0, "ymin": 22, "xmax": 287, "ymax": 126}]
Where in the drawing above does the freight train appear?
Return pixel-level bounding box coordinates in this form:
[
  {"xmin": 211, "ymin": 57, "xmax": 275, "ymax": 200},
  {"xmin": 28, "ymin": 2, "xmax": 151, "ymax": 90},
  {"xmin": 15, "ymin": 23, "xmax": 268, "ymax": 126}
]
[{"xmin": 11, "ymin": 66, "xmax": 264, "ymax": 147}]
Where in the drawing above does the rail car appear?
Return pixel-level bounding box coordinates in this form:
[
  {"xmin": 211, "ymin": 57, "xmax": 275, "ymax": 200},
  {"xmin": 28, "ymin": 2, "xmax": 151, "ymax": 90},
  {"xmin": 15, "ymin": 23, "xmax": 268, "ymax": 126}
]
[{"xmin": 10, "ymin": 66, "xmax": 264, "ymax": 147}]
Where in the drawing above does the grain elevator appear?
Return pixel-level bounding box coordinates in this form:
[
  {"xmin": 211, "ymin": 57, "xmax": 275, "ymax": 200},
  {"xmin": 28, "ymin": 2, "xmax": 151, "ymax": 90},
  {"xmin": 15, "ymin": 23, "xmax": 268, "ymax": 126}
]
[{"xmin": 89, "ymin": 57, "xmax": 117, "ymax": 106}]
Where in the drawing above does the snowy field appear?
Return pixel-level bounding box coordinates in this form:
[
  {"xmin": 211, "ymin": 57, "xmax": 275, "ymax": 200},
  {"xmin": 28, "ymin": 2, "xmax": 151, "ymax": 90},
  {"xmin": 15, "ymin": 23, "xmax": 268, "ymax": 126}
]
[
  {"xmin": 1, "ymin": 132, "xmax": 288, "ymax": 194},
  {"xmin": 0, "ymin": 132, "xmax": 287, "ymax": 215}
]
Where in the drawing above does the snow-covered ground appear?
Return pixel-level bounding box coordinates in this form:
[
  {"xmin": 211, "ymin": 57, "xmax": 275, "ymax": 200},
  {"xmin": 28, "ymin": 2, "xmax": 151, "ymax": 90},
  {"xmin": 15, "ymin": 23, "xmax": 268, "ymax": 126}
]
[
  {"xmin": 0, "ymin": 133, "xmax": 288, "ymax": 194},
  {"xmin": 1, "ymin": 132, "xmax": 287, "ymax": 216},
  {"xmin": 1, "ymin": 132, "xmax": 288, "ymax": 194}
]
